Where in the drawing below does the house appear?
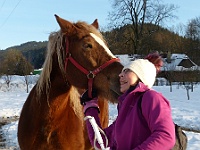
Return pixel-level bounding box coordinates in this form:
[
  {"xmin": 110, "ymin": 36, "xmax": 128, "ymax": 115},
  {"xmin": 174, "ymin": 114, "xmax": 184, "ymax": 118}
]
[
  {"xmin": 161, "ymin": 53, "xmax": 199, "ymax": 71},
  {"xmin": 158, "ymin": 53, "xmax": 200, "ymax": 83}
]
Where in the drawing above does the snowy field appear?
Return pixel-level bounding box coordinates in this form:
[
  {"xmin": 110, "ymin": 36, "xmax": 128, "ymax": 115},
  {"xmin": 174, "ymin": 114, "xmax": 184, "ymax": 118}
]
[{"xmin": 0, "ymin": 75, "xmax": 200, "ymax": 150}]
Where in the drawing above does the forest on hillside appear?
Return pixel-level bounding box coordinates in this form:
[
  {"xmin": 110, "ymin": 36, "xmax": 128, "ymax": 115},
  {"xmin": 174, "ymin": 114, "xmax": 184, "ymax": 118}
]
[{"xmin": 0, "ymin": 23, "xmax": 200, "ymax": 72}]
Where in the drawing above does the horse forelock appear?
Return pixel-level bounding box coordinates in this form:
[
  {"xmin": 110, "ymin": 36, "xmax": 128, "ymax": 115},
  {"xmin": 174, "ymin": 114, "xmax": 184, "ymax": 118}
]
[{"xmin": 36, "ymin": 31, "xmax": 66, "ymax": 98}]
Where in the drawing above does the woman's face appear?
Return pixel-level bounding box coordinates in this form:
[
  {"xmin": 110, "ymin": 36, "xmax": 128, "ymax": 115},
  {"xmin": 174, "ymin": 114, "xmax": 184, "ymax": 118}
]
[{"xmin": 119, "ymin": 69, "xmax": 139, "ymax": 93}]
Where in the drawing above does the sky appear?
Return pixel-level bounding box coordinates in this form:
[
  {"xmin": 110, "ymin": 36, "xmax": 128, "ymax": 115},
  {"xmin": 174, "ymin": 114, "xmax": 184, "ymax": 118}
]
[
  {"xmin": 0, "ymin": 55, "xmax": 200, "ymax": 149},
  {"xmin": 0, "ymin": 0, "xmax": 200, "ymax": 50}
]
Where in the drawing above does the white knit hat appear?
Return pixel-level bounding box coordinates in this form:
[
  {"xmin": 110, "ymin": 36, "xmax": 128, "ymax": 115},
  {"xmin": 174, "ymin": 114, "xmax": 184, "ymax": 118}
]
[{"xmin": 122, "ymin": 59, "xmax": 156, "ymax": 88}]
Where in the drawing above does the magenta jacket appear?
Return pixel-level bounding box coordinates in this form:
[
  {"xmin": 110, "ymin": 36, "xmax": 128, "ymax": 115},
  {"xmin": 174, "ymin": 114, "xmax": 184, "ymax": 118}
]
[{"xmin": 85, "ymin": 82, "xmax": 176, "ymax": 150}]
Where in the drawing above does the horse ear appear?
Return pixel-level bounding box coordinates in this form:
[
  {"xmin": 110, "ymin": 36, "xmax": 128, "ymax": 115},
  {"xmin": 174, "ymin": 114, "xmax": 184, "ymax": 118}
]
[
  {"xmin": 91, "ymin": 19, "xmax": 99, "ymax": 29},
  {"xmin": 54, "ymin": 14, "xmax": 77, "ymax": 36}
]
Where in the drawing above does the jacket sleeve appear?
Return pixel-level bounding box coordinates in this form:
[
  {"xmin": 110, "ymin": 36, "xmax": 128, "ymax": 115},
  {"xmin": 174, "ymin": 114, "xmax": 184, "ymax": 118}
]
[
  {"xmin": 84, "ymin": 107, "xmax": 116, "ymax": 148},
  {"xmin": 134, "ymin": 90, "xmax": 176, "ymax": 150}
]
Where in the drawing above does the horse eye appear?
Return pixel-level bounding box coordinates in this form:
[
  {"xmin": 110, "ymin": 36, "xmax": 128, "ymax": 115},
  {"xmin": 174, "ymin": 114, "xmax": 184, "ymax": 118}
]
[
  {"xmin": 83, "ymin": 43, "xmax": 92, "ymax": 49},
  {"xmin": 87, "ymin": 43, "xmax": 92, "ymax": 48}
]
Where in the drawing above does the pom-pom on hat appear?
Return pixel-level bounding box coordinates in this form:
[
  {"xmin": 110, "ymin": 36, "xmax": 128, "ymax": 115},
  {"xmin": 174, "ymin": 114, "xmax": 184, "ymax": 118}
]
[{"xmin": 122, "ymin": 59, "xmax": 156, "ymax": 88}]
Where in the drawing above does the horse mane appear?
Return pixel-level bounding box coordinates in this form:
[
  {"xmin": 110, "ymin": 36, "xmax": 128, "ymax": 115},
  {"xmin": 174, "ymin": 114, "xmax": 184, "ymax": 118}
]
[
  {"xmin": 69, "ymin": 86, "xmax": 84, "ymax": 119},
  {"xmin": 36, "ymin": 31, "xmax": 66, "ymax": 98},
  {"xmin": 35, "ymin": 31, "xmax": 83, "ymax": 117}
]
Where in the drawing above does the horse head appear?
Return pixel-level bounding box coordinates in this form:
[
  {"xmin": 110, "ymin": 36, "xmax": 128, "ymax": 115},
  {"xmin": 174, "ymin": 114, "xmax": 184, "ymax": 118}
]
[{"xmin": 55, "ymin": 15, "xmax": 123, "ymax": 102}]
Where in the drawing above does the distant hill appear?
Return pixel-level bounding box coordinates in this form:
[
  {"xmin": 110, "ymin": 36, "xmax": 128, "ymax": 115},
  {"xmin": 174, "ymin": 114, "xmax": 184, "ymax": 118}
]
[
  {"xmin": 1, "ymin": 41, "xmax": 48, "ymax": 69},
  {"xmin": 5, "ymin": 41, "xmax": 47, "ymax": 52}
]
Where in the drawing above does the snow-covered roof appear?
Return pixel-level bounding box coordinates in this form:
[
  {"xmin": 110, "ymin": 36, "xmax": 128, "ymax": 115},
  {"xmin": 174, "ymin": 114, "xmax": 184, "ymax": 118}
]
[{"xmin": 162, "ymin": 53, "xmax": 199, "ymax": 71}]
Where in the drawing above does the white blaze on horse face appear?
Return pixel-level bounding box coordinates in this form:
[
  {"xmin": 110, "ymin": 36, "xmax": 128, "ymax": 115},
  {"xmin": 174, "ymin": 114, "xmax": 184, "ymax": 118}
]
[{"xmin": 90, "ymin": 33, "xmax": 116, "ymax": 58}]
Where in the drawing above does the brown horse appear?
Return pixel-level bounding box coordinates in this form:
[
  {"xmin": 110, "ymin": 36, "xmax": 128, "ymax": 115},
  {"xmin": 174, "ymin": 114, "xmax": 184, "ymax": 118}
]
[{"xmin": 17, "ymin": 15, "xmax": 123, "ymax": 150}]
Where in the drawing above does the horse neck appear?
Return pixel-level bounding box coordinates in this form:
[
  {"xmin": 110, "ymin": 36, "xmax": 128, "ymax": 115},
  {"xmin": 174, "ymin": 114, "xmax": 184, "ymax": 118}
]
[
  {"xmin": 49, "ymin": 54, "xmax": 70, "ymax": 97},
  {"xmin": 47, "ymin": 76, "xmax": 83, "ymax": 120}
]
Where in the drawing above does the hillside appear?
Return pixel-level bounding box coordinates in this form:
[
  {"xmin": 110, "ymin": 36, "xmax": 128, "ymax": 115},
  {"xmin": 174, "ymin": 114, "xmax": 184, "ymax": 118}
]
[
  {"xmin": 0, "ymin": 24, "xmax": 200, "ymax": 69},
  {"xmin": 5, "ymin": 41, "xmax": 47, "ymax": 52},
  {"xmin": 0, "ymin": 41, "xmax": 47, "ymax": 69}
]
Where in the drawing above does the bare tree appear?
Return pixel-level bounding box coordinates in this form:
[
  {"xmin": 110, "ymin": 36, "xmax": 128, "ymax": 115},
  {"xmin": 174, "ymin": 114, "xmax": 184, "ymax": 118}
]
[
  {"xmin": 2, "ymin": 74, "xmax": 12, "ymax": 89},
  {"xmin": 108, "ymin": 0, "xmax": 177, "ymax": 54},
  {"xmin": 185, "ymin": 17, "xmax": 200, "ymax": 66},
  {"xmin": 24, "ymin": 75, "xmax": 31, "ymax": 93},
  {"xmin": 185, "ymin": 17, "xmax": 200, "ymax": 40},
  {"xmin": 23, "ymin": 62, "xmax": 34, "ymax": 93},
  {"xmin": 169, "ymin": 23, "xmax": 187, "ymax": 54}
]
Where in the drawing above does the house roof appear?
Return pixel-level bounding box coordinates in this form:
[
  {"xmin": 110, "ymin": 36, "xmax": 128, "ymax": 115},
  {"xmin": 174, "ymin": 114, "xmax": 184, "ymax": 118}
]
[{"xmin": 162, "ymin": 53, "xmax": 199, "ymax": 71}]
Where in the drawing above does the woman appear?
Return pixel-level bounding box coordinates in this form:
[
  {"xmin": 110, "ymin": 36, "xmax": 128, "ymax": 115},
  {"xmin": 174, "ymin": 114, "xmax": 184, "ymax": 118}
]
[{"xmin": 81, "ymin": 58, "xmax": 175, "ymax": 150}]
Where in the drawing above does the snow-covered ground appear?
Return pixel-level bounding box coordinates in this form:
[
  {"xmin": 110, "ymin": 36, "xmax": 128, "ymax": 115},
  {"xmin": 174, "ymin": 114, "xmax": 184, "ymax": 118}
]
[
  {"xmin": 0, "ymin": 55, "xmax": 200, "ymax": 149},
  {"xmin": 0, "ymin": 76, "xmax": 200, "ymax": 150}
]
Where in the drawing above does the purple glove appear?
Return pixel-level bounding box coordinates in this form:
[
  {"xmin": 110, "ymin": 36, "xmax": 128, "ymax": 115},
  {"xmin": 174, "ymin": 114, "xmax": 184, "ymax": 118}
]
[
  {"xmin": 80, "ymin": 89, "xmax": 97, "ymax": 105},
  {"xmin": 83, "ymin": 98, "xmax": 100, "ymax": 114},
  {"xmin": 80, "ymin": 89, "xmax": 100, "ymax": 114}
]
